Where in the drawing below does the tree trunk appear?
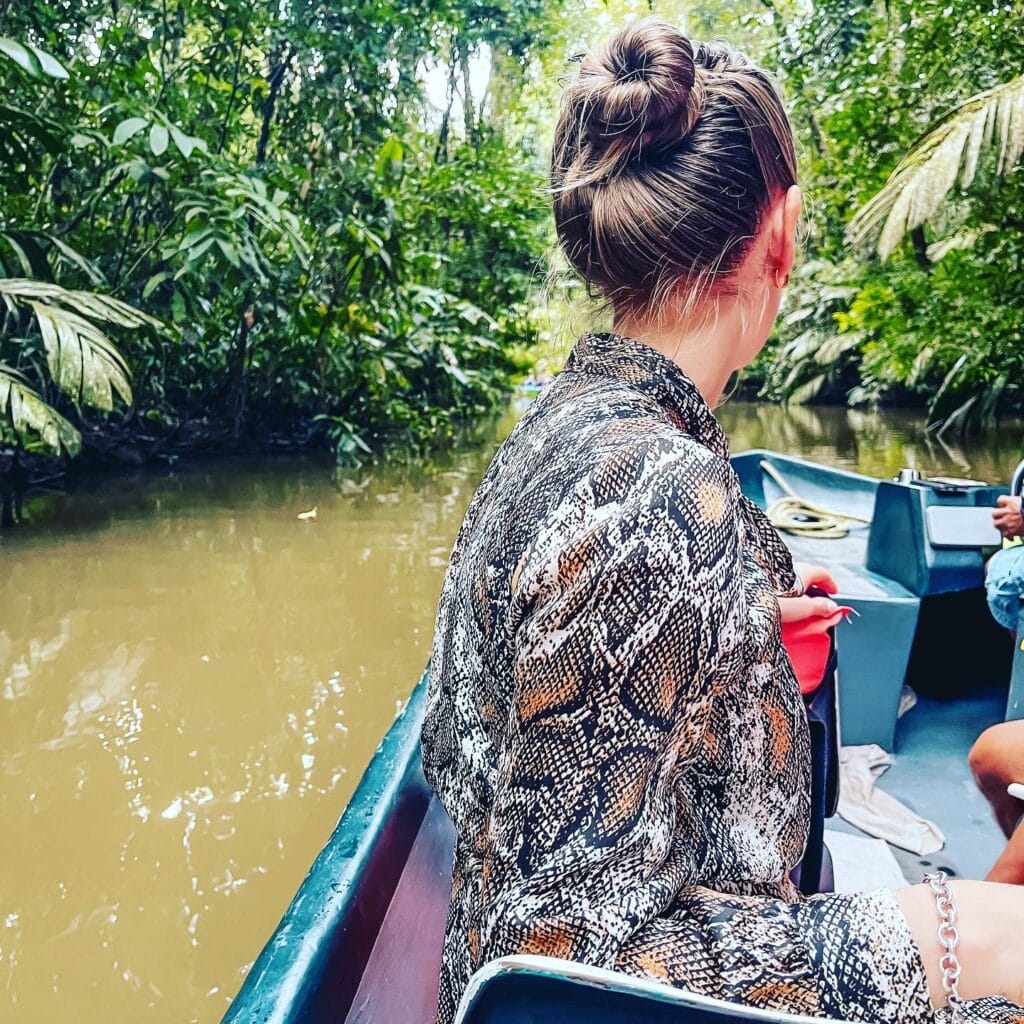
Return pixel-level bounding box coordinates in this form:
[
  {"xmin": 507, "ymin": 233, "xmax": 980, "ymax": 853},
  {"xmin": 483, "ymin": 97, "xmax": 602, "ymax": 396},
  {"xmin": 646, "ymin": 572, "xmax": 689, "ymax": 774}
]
[
  {"xmin": 227, "ymin": 306, "xmax": 253, "ymax": 440},
  {"xmin": 434, "ymin": 38, "xmax": 459, "ymax": 163},
  {"xmin": 911, "ymin": 225, "xmax": 932, "ymax": 271},
  {"xmin": 228, "ymin": 42, "xmax": 290, "ymax": 436},
  {"xmin": 460, "ymin": 37, "xmax": 475, "ymax": 143},
  {"xmin": 256, "ymin": 42, "xmax": 292, "ymax": 164}
]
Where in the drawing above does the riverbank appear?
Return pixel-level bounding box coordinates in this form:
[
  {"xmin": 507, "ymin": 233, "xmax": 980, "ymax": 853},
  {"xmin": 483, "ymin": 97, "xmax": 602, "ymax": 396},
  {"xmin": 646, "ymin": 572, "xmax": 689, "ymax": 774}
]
[{"xmin": 7, "ymin": 380, "xmax": 1024, "ymax": 532}]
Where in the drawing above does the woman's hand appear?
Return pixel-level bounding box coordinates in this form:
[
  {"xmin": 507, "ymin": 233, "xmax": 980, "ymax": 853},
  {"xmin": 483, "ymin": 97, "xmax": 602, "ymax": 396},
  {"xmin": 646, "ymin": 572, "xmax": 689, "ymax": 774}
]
[
  {"xmin": 792, "ymin": 561, "xmax": 838, "ymax": 595},
  {"xmin": 779, "ymin": 594, "xmax": 841, "ymax": 623}
]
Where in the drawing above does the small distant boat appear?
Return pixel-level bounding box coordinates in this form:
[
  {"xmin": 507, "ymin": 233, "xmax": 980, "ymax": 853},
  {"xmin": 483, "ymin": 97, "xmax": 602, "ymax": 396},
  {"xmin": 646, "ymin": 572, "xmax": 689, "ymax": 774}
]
[
  {"xmin": 517, "ymin": 376, "xmax": 550, "ymax": 394},
  {"xmin": 223, "ymin": 451, "xmax": 1024, "ymax": 1024}
]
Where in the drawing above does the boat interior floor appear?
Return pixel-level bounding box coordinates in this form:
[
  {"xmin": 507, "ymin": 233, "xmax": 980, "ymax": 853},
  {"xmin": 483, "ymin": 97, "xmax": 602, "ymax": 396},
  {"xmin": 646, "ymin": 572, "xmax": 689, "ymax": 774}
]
[
  {"xmin": 783, "ymin": 529, "xmax": 901, "ymax": 599},
  {"xmin": 826, "ymin": 680, "xmax": 1010, "ymax": 884}
]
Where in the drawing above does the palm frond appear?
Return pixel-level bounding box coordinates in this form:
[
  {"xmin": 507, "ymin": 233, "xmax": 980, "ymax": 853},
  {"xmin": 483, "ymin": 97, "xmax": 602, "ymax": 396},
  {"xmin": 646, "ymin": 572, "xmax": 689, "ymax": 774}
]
[
  {"xmin": 786, "ymin": 374, "xmax": 827, "ymax": 405},
  {"xmin": 0, "ymin": 364, "xmax": 81, "ymax": 456},
  {"xmin": 0, "ymin": 278, "xmax": 159, "ymax": 412},
  {"xmin": 847, "ymin": 73, "xmax": 1024, "ymax": 260},
  {"xmin": 0, "ymin": 279, "xmax": 162, "ymax": 330},
  {"xmin": 30, "ymin": 301, "xmax": 132, "ymax": 410}
]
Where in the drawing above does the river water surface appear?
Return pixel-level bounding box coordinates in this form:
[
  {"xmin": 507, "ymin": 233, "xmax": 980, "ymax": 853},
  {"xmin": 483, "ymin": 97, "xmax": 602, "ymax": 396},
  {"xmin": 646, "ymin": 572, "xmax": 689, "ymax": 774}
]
[{"xmin": 2, "ymin": 399, "xmax": 1023, "ymax": 1022}]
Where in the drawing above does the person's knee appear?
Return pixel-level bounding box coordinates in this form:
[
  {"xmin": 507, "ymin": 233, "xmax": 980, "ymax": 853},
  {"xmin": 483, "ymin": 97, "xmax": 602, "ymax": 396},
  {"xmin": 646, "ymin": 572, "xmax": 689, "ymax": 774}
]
[
  {"xmin": 969, "ymin": 723, "xmax": 1018, "ymax": 792},
  {"xmin": 985, "ymin": 548, "xmax": 1024, "ymax": 631}
]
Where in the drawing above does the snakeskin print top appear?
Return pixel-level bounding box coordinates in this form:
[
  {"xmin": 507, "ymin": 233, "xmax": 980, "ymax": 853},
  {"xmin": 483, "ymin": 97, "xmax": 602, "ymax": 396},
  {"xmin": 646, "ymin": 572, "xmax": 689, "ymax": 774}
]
[{"xmin": 422, "ymin": 332, "xmax": 1019, "ymax": 1024}]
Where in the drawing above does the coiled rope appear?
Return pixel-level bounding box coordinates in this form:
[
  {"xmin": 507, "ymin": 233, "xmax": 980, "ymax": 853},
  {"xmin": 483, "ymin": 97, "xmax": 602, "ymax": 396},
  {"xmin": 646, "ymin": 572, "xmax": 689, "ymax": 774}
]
[{"xmin": 761, "ymin": 460, "xmax": 871, "ymax": 540}]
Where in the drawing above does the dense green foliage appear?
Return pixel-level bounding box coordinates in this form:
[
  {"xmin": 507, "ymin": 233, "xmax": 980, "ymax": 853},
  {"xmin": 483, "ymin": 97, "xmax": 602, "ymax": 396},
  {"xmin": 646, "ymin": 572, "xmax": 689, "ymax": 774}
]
[
  {"xmin": 2, "ymin": 0, "xmax": 1023, "ymax": 499},
  {"xmin": 0, "ymin": 0, "xmax": 550, "ymax": 469},
  {"xmin": 755, "ymin": 0, "xmax": 1024, "ymax": 426}
]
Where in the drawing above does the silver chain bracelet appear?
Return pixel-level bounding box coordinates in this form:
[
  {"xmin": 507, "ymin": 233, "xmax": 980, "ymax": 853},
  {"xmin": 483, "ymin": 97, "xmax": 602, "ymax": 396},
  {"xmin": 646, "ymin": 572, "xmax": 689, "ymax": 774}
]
[{"xmin": 923, "ymin": 871, "xmax": 965, "ymax": 1023}]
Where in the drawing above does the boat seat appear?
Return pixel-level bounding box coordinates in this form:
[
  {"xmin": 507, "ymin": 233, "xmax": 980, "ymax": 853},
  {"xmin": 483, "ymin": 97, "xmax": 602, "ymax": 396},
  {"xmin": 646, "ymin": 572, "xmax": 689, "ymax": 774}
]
[
  {"xmin": 792, "ymin": 630, "xmax": 839, "ymax": 896},
  {"xmin": 456, "ymin": 956, "xmax": 855, "ymax": 1024},
  {"xmin": 1007, "ymin": 605, "xmax": 1024, "ymax": 721}
]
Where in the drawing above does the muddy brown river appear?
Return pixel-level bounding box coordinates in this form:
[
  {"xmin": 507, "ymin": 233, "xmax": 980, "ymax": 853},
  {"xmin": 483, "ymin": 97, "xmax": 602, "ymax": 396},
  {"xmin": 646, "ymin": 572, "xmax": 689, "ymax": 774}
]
[{"xmin": 2, "ymin": 398, "xmax": 1022, "ymax": 1022}]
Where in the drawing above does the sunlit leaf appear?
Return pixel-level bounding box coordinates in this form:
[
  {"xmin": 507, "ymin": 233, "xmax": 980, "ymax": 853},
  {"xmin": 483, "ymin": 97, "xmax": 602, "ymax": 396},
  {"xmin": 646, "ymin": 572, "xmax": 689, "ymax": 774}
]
[
  {"xmin": 0, "ymin": 37, "xmax": 39, "ymax": 76},
  {"xmin": 27, "ymin": 43, "xmax": 68, "ymax": 80},
  {"xmin": 168, "ymin": 124, "xmax": 208, "ymax": 158},
  {"xmin": 31, "ymin": 301, "xmax": 133, "ymax": 410},
  {"xmin": 149, "ymin": 123, "xmax": 169, "ymax": 156},
  {"xmin": 113, "ymin": 116, "xmax": 149, "ymax": 146},
  {"xmin": 0, "ymin": 280, "xmax": 168, "ymax": 423},
  {"xmin": 787, "ymin": 375, "xmax": 827, "ymax": 406},
  {"xmin": 0, "ymin": 364, "xmax": 80, "ymax": 456}
]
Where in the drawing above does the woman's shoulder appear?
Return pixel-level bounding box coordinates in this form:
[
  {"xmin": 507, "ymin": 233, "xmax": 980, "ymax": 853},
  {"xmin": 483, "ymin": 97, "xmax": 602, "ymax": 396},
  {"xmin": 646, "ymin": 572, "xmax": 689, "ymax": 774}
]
[{"xmin": 582, "ymin": 423, "xmax": 742, "ymax": 543}]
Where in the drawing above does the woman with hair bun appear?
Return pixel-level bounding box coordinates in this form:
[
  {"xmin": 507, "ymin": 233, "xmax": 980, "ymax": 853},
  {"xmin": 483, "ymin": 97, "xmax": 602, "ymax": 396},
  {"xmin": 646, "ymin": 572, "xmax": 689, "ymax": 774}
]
[{"xmin": 422, "ymin": 18, "xmax": 1024, "ymax": 1024}]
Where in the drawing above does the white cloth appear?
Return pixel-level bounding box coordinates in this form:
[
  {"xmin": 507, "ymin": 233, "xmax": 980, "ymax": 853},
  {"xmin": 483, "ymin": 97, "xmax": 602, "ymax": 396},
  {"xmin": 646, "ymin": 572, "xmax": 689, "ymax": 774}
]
[
  {"xmin": 837, "ymin": 744, "xmax": 945, "ymax": 856},
  {"xmin": 823, "ymin": 829, "xmax": 908, "ymax": 892}
]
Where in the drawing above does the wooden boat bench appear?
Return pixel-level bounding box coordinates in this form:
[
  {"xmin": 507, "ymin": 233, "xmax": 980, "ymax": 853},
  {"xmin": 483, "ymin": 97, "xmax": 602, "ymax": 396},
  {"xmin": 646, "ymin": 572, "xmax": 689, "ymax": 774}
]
[{"xmin": 456, "ymin": 956, "xmax": 856, "ymax": 1024}]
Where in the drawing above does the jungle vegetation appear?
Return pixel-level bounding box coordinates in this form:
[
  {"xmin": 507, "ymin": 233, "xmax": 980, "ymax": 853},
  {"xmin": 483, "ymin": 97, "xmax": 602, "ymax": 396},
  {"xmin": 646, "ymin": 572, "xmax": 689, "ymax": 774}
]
[{"xmin": 1, "ymin": 0, "xmax": 1022, "ymax": 510}]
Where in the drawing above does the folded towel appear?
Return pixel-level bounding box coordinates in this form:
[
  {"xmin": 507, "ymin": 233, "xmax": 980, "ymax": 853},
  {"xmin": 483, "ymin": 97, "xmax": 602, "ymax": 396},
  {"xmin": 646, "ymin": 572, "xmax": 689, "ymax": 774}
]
[{"xmin": 838, "ymin": 744, "xmax": 945, "ymax": 856}]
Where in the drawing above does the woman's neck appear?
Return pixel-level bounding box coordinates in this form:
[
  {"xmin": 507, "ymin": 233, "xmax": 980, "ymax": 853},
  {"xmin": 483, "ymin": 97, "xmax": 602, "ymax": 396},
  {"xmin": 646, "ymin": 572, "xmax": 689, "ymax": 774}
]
[{"xmin": 612, "ymin": 301, "xmax": 745, "ymax": 409}]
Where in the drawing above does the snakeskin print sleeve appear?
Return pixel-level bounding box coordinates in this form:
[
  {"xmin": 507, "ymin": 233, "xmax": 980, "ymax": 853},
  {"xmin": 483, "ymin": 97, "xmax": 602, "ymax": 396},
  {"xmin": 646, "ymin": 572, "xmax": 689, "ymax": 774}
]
[{"xmin": 483, "ymin": 444, "xmax": 745, "ymax": 966}]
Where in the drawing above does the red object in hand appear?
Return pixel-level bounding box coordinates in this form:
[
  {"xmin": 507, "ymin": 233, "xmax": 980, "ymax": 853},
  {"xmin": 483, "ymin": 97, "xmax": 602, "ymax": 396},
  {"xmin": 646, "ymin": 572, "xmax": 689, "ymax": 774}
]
[{"xmin": 781, "ymin": 606, "xmax": 851, "ymax": 696}]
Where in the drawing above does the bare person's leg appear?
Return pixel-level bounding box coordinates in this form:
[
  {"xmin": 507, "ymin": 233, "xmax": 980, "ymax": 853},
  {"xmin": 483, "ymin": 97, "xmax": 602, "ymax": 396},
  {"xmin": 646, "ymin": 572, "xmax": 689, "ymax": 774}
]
[
  {"xmin": 988, "ymin": 824, "xmax": 1024, "ymax": 885},
  {"xmin": 895, "ymin": 881, "xmax": 1024, "ymax": 1008},
  {"xmin": 968, "ymin": 721, "xmax": 1024, "ymax": 881}
]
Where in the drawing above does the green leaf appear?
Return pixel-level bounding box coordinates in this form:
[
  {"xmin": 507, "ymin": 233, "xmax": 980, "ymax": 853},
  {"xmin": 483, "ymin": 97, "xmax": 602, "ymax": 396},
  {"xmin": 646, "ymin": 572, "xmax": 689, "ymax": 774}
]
[
  {"xmin": 168, "ymin": 124, "xmax": 208, "ymax": 159},
  {"xmin": 374, "ymin": 135, "xmax": 404, "ymax": 180},
  {"xmin": 1, "ymin": 232, "xmax": 50, "ymax": 279},
  {"xmin": 0, "ymin": 364, "xmax": 81, "ymax": 456},
  {"xmin": 30, "ymin": 300, "xmax": 133, "ymax": 411},
  {"xmin": 113, "ymin": 117, "xmax": 149, "ymax": 146},
  {"xmin": 27, "ymin": 43, "xmax": 68, "ymax": 80},
  {"xmin": 0, "ymin": 37, "xmax": 39, "ymax": 76},
  {"xmin": 186, "ymin": 236, "xmax": 217, "ymax": 262},
  {"xmin": 44, "ymin": 235, "xmax": 106, "ymax": 286},
  {"xmin": 215, "ymin": 238, "xmax": 240, "ymax": 267},
  {"xmin": 142, "ymin": 271, "xmax": 171, "ymax": 299},
  {"xmin": 149, "ymin": 123, "xmax": 169, "ymax": 156}
]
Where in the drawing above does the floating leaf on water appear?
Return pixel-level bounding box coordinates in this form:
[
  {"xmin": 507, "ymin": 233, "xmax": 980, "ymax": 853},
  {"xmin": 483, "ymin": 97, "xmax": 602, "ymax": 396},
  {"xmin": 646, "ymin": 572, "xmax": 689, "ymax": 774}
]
[{"xmin": 161, "ymin": 799, "xmax": 182, "ymax": 820}]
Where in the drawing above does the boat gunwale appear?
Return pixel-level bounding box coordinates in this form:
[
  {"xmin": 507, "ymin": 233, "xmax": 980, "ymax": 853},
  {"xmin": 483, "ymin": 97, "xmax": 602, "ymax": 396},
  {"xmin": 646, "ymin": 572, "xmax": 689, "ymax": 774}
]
[{"xmin": 221, "ymin": 670, "xmax": 431, "ymax": 1023}]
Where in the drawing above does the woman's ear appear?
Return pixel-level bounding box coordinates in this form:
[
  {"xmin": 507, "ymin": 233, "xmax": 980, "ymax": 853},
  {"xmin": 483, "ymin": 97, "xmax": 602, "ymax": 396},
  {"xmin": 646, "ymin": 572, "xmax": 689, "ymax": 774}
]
[{"xmin": 774, "ymin": 185, "xmax": 802, "ymax": 279}]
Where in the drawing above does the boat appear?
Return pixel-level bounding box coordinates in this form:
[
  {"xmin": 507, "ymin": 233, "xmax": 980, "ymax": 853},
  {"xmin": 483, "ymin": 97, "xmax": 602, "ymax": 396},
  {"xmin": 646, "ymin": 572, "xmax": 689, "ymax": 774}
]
[{"xmin": 222, "ymin": 450, "xmax": 1024, "ymax": 1024}]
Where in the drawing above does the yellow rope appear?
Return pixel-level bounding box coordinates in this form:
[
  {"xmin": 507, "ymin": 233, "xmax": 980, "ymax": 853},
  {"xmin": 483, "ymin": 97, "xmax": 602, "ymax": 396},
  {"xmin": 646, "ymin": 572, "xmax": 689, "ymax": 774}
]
[{"xmin": 760, "ymin": 460, "xmax": 871, "ymax": 540}]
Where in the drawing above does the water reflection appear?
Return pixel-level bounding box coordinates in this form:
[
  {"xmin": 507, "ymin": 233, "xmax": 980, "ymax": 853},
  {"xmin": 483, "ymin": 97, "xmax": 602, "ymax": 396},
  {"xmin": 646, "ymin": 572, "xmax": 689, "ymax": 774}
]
[
  {"xmin": 0, "ymin": 397, "xmax": 1022, "ymax": 1022},
  {"xmin": 718, "ymin": 401, "xmax": 1024, "ymax": 484}
]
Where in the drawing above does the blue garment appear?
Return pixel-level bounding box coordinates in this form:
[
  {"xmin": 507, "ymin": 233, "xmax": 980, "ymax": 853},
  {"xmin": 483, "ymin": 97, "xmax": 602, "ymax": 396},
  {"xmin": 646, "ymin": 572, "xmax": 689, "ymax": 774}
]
[{"xmin": 985, "ymin": 543, "xmax": 1024, "ymax": 630}]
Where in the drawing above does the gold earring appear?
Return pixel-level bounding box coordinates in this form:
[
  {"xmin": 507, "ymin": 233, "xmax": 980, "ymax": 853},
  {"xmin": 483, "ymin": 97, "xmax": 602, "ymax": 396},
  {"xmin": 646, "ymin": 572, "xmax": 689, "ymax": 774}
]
[{"xmin": 774, "ymin": 268, "xmax": 790, "ymax": 289}]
